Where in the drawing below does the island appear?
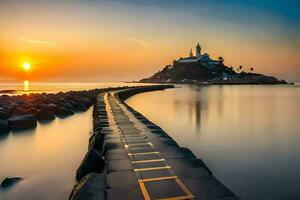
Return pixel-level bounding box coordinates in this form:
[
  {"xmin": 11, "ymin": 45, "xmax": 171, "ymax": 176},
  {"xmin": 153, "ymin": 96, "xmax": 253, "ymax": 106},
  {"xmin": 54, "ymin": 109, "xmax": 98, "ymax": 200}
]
[{"xmin": 140, "ymin": 43, "xmax": 289, "ymax": 84}]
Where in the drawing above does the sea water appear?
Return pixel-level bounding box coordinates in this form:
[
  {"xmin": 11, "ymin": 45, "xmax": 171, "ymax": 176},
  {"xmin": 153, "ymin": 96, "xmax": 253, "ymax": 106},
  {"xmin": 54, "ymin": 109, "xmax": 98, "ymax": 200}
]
[{"xmin": 126, "ymin": 84, "xmax": 300, "ymax": 200}]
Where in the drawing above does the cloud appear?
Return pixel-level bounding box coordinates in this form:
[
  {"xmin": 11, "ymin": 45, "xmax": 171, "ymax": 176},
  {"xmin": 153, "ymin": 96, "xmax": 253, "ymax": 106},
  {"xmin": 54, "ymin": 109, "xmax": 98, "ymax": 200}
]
[
  {"xmin": 18, "ymin": 37, "xmax": 61, "ymax": 46},
  {"xmin": 120, "ymin": 36, "xmax": 149, "ymax": 48}
]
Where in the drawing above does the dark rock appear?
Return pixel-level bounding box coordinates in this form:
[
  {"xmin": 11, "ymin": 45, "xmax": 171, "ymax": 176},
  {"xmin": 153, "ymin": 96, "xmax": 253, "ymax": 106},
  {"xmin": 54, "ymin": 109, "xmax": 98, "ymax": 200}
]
[
  {"xmin": 76, "ymin": 148, "xmax": 105, "ymax": 181},
  {"xmin": 0, "ymin": 177, "xmax": 23, "ymax": 189},
  {"xmin": 12, "ymin": 107, "xmax": 28, "ymax": 115},
  {"xmin": 37, "ymin": 109, "xmax": 55, "ymax": 121},
  {"xmin": 69, "ymin": 173, "xmax": 106, "ymax": 200},
  {"xmin": 88, "ymin": 132, "xmax": 105, "ymax": 153},
  {"xmin": 56, "ymin": 107, "xmax": 74, "ymax": 118},
  {"xmin": 6, "ymin": 104, "xmax": 17, "ymax": 113},
  {"xmin": 8, "ymin": 114, "xmax": 37, "ymax": 130},
  {"xmin": 63, "ymin": 102, "xmax": 74, "ymax": 110},
  {"xmin": 48, "ymin": 103, "xmax": 57, "ymax": 113},
  {"xmin": 41, "ymin": 98, "xmax": 55, "ymax": 105},
  {"xmin": 36, "ymin": 103, "xmax": 49, "ymax": 110},
  {"xmin": 0, "ymin": 110, "xmax": 10, "ymax": 119},
  {"xmin": 26, "ymin": 107, "xmax": 38, "ymax": 116},
  {"xmin": 0, "ymin": 120, "xmax": 10, "ymax": 133},
  {"xmin": 74, "ymin": 101, "xmax": 88, "ymax": 112}
]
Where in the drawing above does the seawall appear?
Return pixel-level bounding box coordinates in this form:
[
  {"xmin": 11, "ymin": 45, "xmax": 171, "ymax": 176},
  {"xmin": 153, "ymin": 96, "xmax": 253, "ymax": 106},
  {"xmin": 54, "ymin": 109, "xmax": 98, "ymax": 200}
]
[{"xmin": 69, "ymin": 85, "xmax": 239, "ymax": 200}]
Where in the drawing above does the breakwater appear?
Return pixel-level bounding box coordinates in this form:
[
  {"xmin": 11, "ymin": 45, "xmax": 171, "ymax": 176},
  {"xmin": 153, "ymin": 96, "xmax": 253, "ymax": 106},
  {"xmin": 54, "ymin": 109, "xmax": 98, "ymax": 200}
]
[
  {"xmin": 0, "ymin": 86, "xmax": 134, "ymax": 134},
  {"xmin": 70, "ymin": 85, "xmax": 239, "ymax": 200}
]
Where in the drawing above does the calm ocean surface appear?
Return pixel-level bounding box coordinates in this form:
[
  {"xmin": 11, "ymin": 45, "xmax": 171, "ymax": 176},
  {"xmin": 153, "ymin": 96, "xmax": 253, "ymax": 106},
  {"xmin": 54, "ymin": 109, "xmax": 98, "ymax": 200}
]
[
  {"xmin": 0, "ymin": 82, "xmax": 299, "ymax": 199},
  {"xmin": 0, "ymin": 81, "xmax": 149, "ymax": 95},
  {"xmin": 126, "ymin": 84, "xmax": 300, "ymax": 200}
]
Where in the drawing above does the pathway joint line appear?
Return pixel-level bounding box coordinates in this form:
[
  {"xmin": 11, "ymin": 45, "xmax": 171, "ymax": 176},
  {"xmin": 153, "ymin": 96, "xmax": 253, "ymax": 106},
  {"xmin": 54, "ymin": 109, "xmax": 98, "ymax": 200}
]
[
  {"xmin": 129, "ymin": 151, "xmax": 160, "ymax": 156},
  {"xmin": 134, "ymin": 166, "xmax": 171, "ymax": 172},
  {"xmin": 131, "ymin": 159, "xmax": 165, "ymax": 164},
  {"xmin": 138, "ymin": 176, "xmax": 178, "ymax": 183}
]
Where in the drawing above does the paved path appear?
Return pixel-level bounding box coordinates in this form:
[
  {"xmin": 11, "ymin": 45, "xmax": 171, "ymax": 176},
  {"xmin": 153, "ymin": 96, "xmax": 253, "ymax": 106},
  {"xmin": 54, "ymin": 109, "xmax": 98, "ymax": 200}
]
[{"xmin": 104, "ymin": 91, "xmax": 239, "ymax": 200}]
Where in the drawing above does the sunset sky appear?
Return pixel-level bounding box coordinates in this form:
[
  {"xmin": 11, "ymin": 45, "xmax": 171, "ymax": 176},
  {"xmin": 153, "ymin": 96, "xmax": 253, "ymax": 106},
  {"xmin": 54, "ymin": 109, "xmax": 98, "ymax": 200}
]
[{"xmin": 0, "ymin": 0, "xmax": 299, "ymax": 81}]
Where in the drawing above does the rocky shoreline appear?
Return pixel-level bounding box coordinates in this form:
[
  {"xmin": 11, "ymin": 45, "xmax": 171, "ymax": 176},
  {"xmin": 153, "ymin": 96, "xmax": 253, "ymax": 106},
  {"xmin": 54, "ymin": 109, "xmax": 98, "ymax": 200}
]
[{"xmin": 0, "ymin": 87, "xmax": 133, "ymax": 134}]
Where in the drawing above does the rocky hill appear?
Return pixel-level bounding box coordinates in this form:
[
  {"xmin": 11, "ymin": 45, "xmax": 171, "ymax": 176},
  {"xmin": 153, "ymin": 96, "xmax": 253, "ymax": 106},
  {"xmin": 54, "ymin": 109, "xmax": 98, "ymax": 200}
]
[{"xmin": 140, "ymin": 47, "xmax": 288, "ymax": 84}]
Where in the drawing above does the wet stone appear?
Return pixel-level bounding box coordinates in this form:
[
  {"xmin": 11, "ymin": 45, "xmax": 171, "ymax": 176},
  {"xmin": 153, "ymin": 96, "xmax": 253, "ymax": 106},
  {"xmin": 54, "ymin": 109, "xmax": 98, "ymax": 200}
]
[
  {"xmin": 132, "ymin": 160, "xmax": 166, "ymax": 169},
  {"xmin": 107, "ymin": 171, "xmax": 139, "ymax": 188},
  {"xmin": 107, "ymin": 159, "xmax": 133, "ymax": 172},
  {"xmin": 145, "ymin": 179, "xmax": 187, "ymax": 199},
  {"xmin": 139, "ymin": 168, "xmax": 172, "ymax": 179},
  {"xmin": 105, "ymin": 149, "xmax": 128, "ymax": 160}
]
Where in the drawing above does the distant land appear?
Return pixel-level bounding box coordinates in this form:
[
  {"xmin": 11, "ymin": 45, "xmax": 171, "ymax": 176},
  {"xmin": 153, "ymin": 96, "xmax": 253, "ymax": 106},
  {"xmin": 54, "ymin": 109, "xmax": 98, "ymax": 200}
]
[{"xmin": 140, "ymin": 43, "xmax": 290, "ymax": 85}]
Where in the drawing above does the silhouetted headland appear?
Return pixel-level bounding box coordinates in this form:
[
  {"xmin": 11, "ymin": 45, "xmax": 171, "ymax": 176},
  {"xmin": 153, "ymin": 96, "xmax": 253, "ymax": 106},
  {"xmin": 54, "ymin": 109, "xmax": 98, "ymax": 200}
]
[{"xmin": 140, "ymin": 43, "xmax": 291, "ymax": 85}]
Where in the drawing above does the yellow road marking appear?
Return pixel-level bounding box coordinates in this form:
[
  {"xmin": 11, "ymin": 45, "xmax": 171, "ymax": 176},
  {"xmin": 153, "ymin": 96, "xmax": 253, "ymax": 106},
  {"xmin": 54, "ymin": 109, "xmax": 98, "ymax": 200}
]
[
  {"xmin": 129, "ymin": 151, "xmax": 160, "ymax": 156},
  {"xmin": 138, "ymin": 176, "xmax": 178, "ymax": 183},
  {"xmin": 131, "ymin": 159, "xmax": 165, "ymax": 164},
  {"xmin": 139, "ymin": 182, "xmax": 151, "ymax": 200},
  {"xmin": 134, "ymin": 166, "xmax": 171, "ymax": 172}
]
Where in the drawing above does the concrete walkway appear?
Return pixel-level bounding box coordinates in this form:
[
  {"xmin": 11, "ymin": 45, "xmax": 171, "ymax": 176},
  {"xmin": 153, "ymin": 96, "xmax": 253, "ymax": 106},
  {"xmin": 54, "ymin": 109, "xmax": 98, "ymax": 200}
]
[{"xmin": 104, "ymin": 91, "xmax": 239, "ymax": 200}]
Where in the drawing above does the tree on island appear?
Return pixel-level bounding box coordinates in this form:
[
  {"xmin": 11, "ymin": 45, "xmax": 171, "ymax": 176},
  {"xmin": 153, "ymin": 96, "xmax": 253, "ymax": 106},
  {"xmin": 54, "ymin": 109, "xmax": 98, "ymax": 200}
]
[
  {"xmin": 250, "ymin": 67, "xmax": 254, "ymax": 72},
  {"xmin": 239, "ymin": 65, "xmax": 243, "ymax": 71},
  {"xmin": 218, "ymin": 57, "xmax": 224, "ymax": 65}
]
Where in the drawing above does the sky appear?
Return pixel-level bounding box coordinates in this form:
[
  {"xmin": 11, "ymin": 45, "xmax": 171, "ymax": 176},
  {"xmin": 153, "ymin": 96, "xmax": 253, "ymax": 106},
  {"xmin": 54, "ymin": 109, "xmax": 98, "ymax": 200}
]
[{"xmin": 0, "ymin": 0, "xmax": 299, "ymax": 81}]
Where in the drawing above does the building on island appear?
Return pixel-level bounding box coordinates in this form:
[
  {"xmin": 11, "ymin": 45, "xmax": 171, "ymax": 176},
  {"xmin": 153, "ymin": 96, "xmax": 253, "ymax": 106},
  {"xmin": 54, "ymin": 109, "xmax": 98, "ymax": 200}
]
[{"xmin": 177, "ymin": 43, "xmax": 212, "ymax": 64}]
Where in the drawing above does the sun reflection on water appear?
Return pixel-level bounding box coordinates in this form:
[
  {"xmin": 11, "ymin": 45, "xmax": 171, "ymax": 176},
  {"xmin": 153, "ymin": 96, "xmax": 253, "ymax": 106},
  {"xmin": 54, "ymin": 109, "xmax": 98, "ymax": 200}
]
[{"xmin": 24, "ymin": 80, "xmax": 29, "ymax": 91}]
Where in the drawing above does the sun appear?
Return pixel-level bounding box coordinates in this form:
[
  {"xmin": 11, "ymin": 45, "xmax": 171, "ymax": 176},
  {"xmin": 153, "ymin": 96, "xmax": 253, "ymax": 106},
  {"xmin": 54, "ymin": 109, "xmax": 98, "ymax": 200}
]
[{"xmin": 23, "ymin": 62, "xmax": 31, "ymax": 71}]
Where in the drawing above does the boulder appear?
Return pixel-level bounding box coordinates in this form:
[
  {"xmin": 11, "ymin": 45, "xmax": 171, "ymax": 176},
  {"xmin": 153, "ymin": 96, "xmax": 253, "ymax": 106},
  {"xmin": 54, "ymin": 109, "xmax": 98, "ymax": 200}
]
[
  {"xmin": 0, "ymin": 177, "xmax": 23, "ymax": 189},
  {"xmin": 12, "ymin": 107, "xmax": 28, "ymax": 116},
  {"xmin": 36, "ymin": 103, "xmax": 49, "ymax": 110},
  {"xmin": 0, "ymin": 120, "xmax": 10, "ymax": 133},
  {"xmin": 48, "ymin": 103, "xmax": 57, "ymax": 113},
  {"xmin": 37, "ymin": 109, "xmax": 55, "ymax": 121},
  {"xmin": 0, "ymin": 110, "xmax": 10, "ymax": 119},
  {"xmin": 76, "ymin": 148, "xmax": 105, "ymax": 181},
  {"xmin": 69, "ymin": 173, "xmax": 106, "ymax": 200},
  {"xmin": 56, "ymin": 107, "xmax": 74, "ymax": 118},
  {"xmin": 74, "ymin": 101, "xmax": 88, "ymax": 112},
  {"xmin": 63, "ymin": 102, "xmax": 74, "ymax": 110},
  {"xmin": 6, "ymin": 103, "xmax": 17, "ymax": 113},
  {"xmin": 88, "ymin": 132, "xmax": 105, "ymax": 152},
  {"xmin": 26, "ymin": 107, "xmax": 38, "ymax": 116},
  {"xmin": 8, "ymin": 114, "xmax": 37, "ymax": 131}
]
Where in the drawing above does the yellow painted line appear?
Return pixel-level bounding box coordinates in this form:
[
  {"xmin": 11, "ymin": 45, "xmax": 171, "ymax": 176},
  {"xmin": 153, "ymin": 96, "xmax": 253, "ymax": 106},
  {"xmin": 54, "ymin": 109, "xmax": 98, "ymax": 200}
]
[
  {"xmin": 158, "ymin": 194, "xmax": 194, "ymax": 200},
  {"xmin": 138, "ymin": 176, "xmax": 178, "ymax": 183},
  {"xmin": 134, "ymin": 166, "xmax": 171, "ymax": 172},
  {"xmin": 139, "ymin": 182, "xmax": 151, "ymax": 200},
  {"xmin": 124, "ymin": 143, "xmax": 149, "ymax": 148},
  {"xmin": 122, "ymin": 137, "xmax": 147, "ymax": 140},
  {"xmin": 131, "ymin": 159, "xmax": 165, "ymax": 164},
  {"xmin": 175, "ymin": 179, "xmax": 194, "ymax": 198},
  {"xmin": 128, "ymin": 151, "xmax": 160, "ymax": 156}
]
